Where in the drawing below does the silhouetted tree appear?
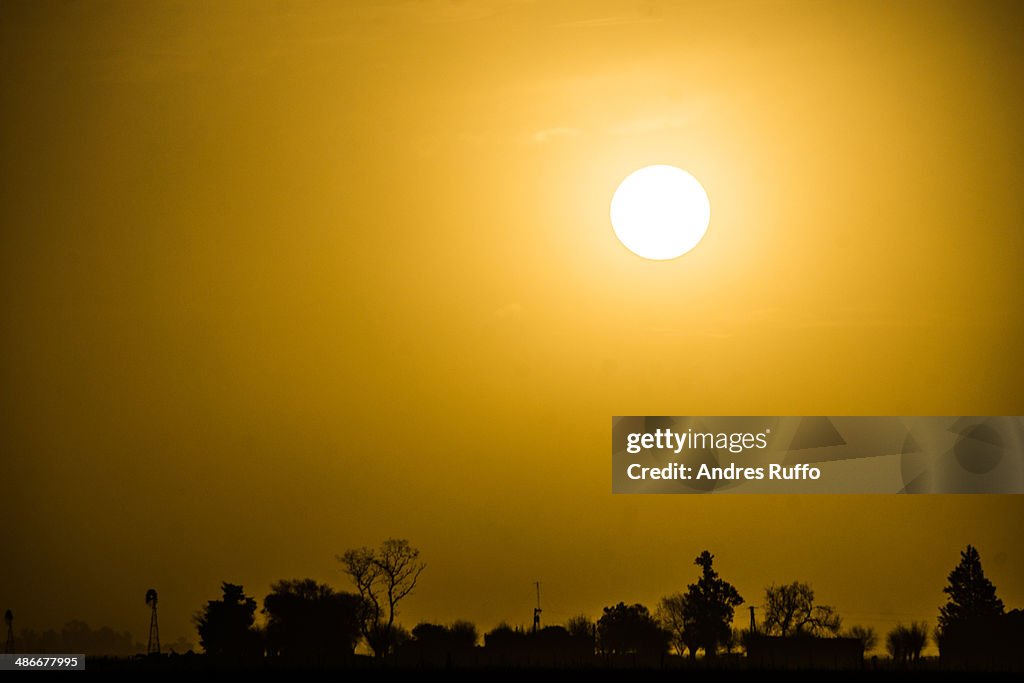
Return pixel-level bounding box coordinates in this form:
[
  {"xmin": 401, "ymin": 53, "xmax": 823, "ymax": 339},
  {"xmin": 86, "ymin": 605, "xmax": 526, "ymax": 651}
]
[
  {"xmin": 339, "ymin": 538, "xmax": 425, "ymax": 658},
  {"xmin": 935, "ymin": 545, "xmax": 1009, "ymax": 664},
  {"xmin": 596, "ymin": 603, "xmax": 669, "ymax": 656},
  {"xmin": 483, "ymin": 622, "xmax": 527, "ymax": 662},
  {"xmin": 680, "ymin": 551, "xmax": 744, "ymax": 657},
  {"xmin": 657, "ymin": 593, "xmax": 696, "ymax": 658},
  {"xmin": 736, "ymin": 627, "xmax": 756, "ymax": 654},
  {"xmin": 448, "ymin": 620, "xmax": 478, "ymax": 648},
  {"xmin": 411, "ymin": 623, "xmax": 445, "ymax": 645},
  {"xmin": 910, "ymin": 621, "xmax": 929, "ymax": 658},
  {"xmin": 411, "ymin": 620, "xmax": 477, "ymax": 649},
  {"xmin": 263, "ymin": 579, "xmax": 362, "ymax": 662},
  {"xmin": 887, "ymin": 622, "xmax": 928, "ymax": 664},
  {"xmin": 763, "ymin": 582, "xmax": 841, "ymax": 637},
  {"xmin": 725, "ymin": 627, "xmax": 744, "ymax": 654},
  {"xmin": 405, "ymin": 621, "xmax": 474, "ymax": 665},
  {"xmin": 535, "ymin": 625, "xmax": 568, "ymax": 646},
  {"xmin": 559, "ymin": 618, "xmax": 598, "ymax": 661},
  {"xmin": 391, "ymin": 624, "xmax": 412, "ymax": 649},
  {"xmin": 194, "ymin": 583, "xmax": 262, "ymax": 661},
  {"xmin": 844, "ymin": 625, "xmax": 878, "ymax": 654},
  {"xmin": 937, "ymin": 544, "xmax": 1004, "ymax": 637},
  {"xmin": 484, "ymin": 623, "xmax": 523, "ymax": 647},
  {"xmin": 565, "ymin": 614, "xmax": 594, "ymax": 643}
]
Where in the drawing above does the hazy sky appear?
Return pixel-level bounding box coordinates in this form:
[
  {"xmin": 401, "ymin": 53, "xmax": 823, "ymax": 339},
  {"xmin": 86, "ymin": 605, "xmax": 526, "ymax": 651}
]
[{"xmin": 2, "ymin": 1, "xmax": 1022, "ymax": 652}]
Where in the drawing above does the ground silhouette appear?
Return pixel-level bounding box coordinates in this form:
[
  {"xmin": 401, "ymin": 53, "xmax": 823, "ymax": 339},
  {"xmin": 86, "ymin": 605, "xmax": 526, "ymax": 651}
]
[{"xmin": 7, "ymin": 542, "xmax": 1022, "ymax": 672}]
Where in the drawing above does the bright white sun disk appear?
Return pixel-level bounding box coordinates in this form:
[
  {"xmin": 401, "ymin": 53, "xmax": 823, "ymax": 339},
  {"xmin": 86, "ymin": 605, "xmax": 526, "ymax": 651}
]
[{"xmin": 610, "ymin": 165, "xmax": 711, "ymax": 260}]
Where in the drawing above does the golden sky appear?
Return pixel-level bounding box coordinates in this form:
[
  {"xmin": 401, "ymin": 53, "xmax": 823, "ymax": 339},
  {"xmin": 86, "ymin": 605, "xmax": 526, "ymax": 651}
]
[{"xmin": 2, "ymin": 0, "xmax": 1022, "ymax": 651}]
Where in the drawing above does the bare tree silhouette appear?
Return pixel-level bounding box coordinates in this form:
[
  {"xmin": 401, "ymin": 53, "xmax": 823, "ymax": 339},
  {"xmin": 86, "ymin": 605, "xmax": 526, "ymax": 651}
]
[
  {"xmin": 843, "ymin": 625, "xmax": 878, "ymax": 654},
  {"xmin": 657, "ymin": 593, "xmax": 695, "ymax": 658},
  {"xmin": 564, "ymin": 614, "xmax": 594, "ymax": 643},
  {"xmin": 887, "ymin": 622, "xmax": 928, "ymax": 664},
  {"xmin": 763, "ymin": 582, "xmax": 841, "ymax": 637},
  {"xmin": 339, "ymin": 538, "xmax": 425, "ymax": 658}
]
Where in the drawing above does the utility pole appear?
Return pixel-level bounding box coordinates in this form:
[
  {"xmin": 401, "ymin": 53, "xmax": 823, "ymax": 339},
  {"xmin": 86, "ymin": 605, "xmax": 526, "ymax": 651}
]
[{"xmin": 532, "ymin": 581, "xmax": 542, "ymax": 634}]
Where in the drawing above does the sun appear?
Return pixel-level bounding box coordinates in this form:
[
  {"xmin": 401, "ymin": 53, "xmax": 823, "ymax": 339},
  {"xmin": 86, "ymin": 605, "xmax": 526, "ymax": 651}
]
[{"xmin": 610, "ymin": 165, "xmax": 711, "ymax": 260}]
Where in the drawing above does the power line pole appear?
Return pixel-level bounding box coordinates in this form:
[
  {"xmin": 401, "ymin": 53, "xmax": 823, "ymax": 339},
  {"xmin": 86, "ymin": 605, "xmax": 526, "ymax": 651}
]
[{"xmin": 532, "ymin": 581, "xmax": 542, "ymax": 634}]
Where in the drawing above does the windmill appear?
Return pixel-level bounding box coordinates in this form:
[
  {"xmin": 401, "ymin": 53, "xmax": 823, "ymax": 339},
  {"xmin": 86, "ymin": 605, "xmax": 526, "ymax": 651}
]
[
  {"xmin": 4, "ymin": 610, "xmax": 13, "ymax": 654},
  {"xmin": 145, "ymin": 589, "xmax": 160, "ymax": 655}
]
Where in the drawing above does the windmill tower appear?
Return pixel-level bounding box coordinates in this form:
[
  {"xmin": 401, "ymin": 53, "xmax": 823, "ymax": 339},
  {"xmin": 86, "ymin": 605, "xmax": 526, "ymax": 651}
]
[
  {"xmin": 4, "ymin": 610, "xmax": 13, "ymax": 654},
  {"xmin": 145, "ymin": 589, "xmax": 160, "ymax": 655}
]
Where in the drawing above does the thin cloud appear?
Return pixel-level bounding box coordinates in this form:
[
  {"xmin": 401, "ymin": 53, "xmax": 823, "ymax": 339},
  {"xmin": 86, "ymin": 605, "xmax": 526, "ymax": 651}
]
[
  {"xmin": 528, "ymin": 127, "xmax": 583, "ymax": 145},
  {"xmin": 489, "ymin": 302, "xmax": 524, "ymax": 323},
  {"xmin": 553, "ymin": 15, "xmax": 661, "ymax": 29}
]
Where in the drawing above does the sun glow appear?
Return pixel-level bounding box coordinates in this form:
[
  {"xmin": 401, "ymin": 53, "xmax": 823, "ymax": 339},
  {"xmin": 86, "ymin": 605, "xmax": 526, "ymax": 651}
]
[{"xmin": 610, "ymin": 165, "xmax": 711, "ymax": 260}]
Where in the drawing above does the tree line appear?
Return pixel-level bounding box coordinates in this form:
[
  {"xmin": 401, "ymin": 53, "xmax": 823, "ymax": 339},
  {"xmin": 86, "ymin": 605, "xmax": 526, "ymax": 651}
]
[{"xmin": 186, "ymin": 540, "xmax": 1019, "ymax": 669}]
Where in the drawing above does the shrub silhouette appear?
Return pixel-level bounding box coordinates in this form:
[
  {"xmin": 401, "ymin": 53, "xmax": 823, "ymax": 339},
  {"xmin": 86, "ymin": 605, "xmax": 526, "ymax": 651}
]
[
  {"xmin": 886, "ymin": 622, "xmax": 928, "ymax": 664},
  {"xmin": 596, "ymin": 603, "xmax": 669, "ymax": 656},
  {"xmin": 263, "ymin": 579, "xmax": 362, "ymax": 662}
]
